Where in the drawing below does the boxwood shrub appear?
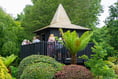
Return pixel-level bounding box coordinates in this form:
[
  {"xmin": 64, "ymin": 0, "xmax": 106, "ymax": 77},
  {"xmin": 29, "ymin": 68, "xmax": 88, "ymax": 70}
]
[
  {"xmin": 17, "ymin": 55, "xmax": 64, "ymax": 78},
  {"xmin": 20, "ymin": 62, "xmax": 56, "ymax": 79}
]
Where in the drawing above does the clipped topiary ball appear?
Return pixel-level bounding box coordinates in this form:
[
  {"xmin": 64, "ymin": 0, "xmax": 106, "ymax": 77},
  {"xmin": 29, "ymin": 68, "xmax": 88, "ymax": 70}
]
[
  {"xmin": 55, "ymin": 65, "xmax": 93, "ymax": 79},
  {"xmin": 17, "ymin": 55, "xmax": 64, "ymax": 78},
  {"xmin": 20, "ymin": 62, "xmax": 56, "ymax": 79}
]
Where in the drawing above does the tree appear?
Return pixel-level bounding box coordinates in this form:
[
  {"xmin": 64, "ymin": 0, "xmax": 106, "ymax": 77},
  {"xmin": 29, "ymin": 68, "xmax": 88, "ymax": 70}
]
[
  {"xmin": 105, "ymin": 2, "xmax": 118, "ymax": 50},
  {"xmin": 15, "ymin": 13, "xmax": 25, "ymax": 22},
  {"xmin": 91, "ymin": 27, "xmax": 109, "ymax": 43},
  {"xmin": 21, "ymin": 0, "xmax": 101, "ymax": 39},
  {"xmin": 0, "ymin": 8, "xmax": 26, "ymax": 56},
  {"xmin": 91, "ymin": 26, "xmax": 117, "ymax": 57},
  {"xmin": 60, "ymin": 29, "xmax": 93, "ymax": 64}
]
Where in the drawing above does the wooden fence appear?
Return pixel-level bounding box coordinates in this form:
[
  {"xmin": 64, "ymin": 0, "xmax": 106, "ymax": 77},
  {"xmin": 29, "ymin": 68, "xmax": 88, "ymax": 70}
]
[{"xmin": 20, "ymin": 41, "xmax": 94, "ymax": 64}]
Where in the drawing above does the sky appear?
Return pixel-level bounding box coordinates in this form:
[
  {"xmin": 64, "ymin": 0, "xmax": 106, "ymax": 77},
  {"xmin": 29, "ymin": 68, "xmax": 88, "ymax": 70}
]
[
  {"xmin": 0, "ymin": 0, "xmax": 117, "ymax": 27},
  {"xmin": 0, "ymin": 0, "xmax": 32, "ymax": 17},
  {"xmin": 98, "ymin": 0, "xmax": 117, "ymax": 27}
]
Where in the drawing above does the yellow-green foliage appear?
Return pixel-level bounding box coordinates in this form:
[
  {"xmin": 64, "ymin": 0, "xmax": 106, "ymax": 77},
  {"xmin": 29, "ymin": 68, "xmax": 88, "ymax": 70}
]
[
  {"xmin": 2, "ymin": 54, "xmax": 17, "ymax": 67},
  {"xmin": 0, "ymin": 58, "xmax": 12, "ymax": 79},
  {"xmin": 105, "ymin": 57, "xmax": 118, "ymax": 77},
  {"xmin": 107, "ymin": 57, "xmax": 118, "ymax": 75},
  {"xmin": 113, "ymin": 65, "xmax": 118, "ymax": 75}
]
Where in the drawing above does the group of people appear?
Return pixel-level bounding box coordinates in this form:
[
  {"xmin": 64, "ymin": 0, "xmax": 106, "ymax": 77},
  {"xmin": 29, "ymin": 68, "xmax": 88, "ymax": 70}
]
[
  {"xmin": 22, "ymin": 34, "xmax": 64, "ymax": 59},
  {"xmin": 47, "ymin": 34, "xmax": 63, "ymax": 58},
  {"xmin": 21, "ymin": 36, "xmax": 40, "ymax": 45},
  {"xmin": 21, "ymin": 39, "xmax": 31, "ymax": 45}
]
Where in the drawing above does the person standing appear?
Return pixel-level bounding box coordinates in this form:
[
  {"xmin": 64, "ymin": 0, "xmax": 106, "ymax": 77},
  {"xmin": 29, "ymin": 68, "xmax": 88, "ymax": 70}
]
[
  {"xmin": 32, "ymin": 36, "xmax": 40, "ymax": 43},
  {"xmin": 47, "ymin": 34, "xmax": 56, "ymax": 57}
]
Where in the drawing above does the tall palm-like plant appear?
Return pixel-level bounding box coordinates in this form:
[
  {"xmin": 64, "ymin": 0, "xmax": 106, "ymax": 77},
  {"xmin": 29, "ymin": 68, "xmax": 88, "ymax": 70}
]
[{"xmin": 60, "ymin": 29, "xmax": 93, "ymax": 64}]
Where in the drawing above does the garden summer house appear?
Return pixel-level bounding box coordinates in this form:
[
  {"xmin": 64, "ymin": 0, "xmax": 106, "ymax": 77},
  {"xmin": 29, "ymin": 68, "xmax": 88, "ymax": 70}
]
[{"xmin": 20, "ymin": 4, "xmax": 93, "ymax": 64}]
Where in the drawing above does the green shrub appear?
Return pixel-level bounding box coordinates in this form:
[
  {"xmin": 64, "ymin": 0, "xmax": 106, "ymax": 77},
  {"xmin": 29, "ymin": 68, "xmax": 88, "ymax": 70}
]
[
  {"xmin": 55, "ymin": 65, "xmax": 93, "ymax": 79},
  {"xmin": 9, "ymin": 66, "xmax": 18, "ymax": 78},
  {"xmin": 17, "ymin": 55, "xmax": 64, "ymax": 78},
  {"xmin": 20, "ymin": 62, "xmax": 56, "ymax": 79},
  {"xmin": 85, "ymin": 42, "xmax": 117, "ymax": 79}
]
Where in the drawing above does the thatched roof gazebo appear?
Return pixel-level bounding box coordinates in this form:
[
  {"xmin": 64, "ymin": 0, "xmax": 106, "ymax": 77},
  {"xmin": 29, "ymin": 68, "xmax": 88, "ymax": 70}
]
[
  {"xmin": 34, "ymin": 4, "xmax": 90, "ymax": 41},
  {"xmin": 20, "ymin": 4, "xmax": 93, "ymax": 62}
]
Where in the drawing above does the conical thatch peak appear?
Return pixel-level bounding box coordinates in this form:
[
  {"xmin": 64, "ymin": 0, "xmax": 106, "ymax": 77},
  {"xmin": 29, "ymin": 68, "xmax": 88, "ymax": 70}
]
[
  {"xmin": 34, "ymin": 4, "xmax": 90, "ymax": 33},
  {"xmin": 50, "ymin": 4, "xmax": 71, "ymax": 24}
]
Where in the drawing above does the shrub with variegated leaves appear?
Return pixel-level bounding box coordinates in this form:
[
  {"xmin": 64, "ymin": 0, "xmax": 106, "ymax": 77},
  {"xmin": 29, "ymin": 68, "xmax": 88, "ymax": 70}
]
[{"xmin": 0, "ymin": 58, "xmax": 12, "ymax": 79}]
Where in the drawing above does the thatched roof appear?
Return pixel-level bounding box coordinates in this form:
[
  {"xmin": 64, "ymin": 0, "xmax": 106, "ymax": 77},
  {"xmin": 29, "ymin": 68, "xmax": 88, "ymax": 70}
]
[{"xmin": 34, "ymin": 4, "xmax": 90, "ymax": 32}]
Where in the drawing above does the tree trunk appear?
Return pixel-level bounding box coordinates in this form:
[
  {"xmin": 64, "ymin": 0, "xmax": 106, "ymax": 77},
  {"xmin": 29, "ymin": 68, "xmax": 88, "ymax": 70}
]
[{"xmin": 71, "ymin": 54, "xmax": 77, "ymax": 64}]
